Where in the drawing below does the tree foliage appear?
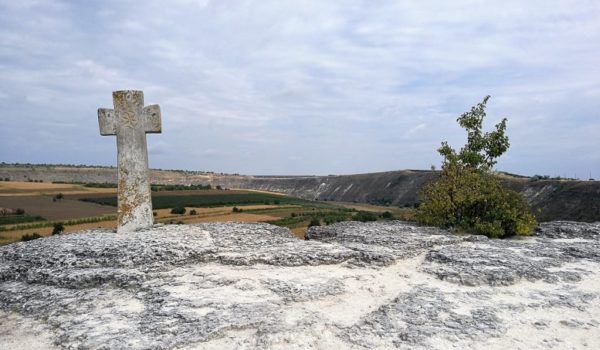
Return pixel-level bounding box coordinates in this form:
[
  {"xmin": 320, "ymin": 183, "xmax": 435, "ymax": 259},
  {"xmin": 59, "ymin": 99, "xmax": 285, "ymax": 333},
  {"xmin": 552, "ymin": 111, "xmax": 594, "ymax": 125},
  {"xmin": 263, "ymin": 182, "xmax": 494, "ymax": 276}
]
[
  {"xmin": 52, "ymin": 222, "xmax": 65, "ymax": 235},
  {"xmin": 170, "ymin": 206, "xmax": 186, "ymax": 215},
  {"xmin": 416, "ymin": 96, "xmax": 536, "ymax": 238},
  {"xmin": 308, "ymin": 218, "xmax": 321, "ymax": 227}
]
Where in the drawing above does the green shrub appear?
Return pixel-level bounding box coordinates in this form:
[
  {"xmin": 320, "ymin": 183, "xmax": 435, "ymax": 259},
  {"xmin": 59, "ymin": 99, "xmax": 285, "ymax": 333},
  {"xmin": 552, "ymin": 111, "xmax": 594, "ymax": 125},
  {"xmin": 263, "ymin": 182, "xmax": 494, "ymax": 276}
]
[
  {"xmin": 417, "ymin": 167, "xmax": 536, "ymax": 238},
  {"xmin": 380, "ymin": 211, "xmax": 394, "ymax": 220},
  {"xmin": 15, "ymin": 208, "xmax": 25, "ymax": 215},
  {"xmin": 232, "ymin": 206, "xmax": 243, "ymax": 213},
  {"xmin": 416, "ymin": 96, "xmax": 536, "ymax": 238},
  {"xmin": 52, "ymin": 222, "xmax": 64, "ymax": 235},
  {"xmin": 21, "ymin": 232, "xmax": 42, "ymax": 241},
  {"xmin": 189, "ymin": 209, "xmax": 197, "ymax": 215},
  {"xmin": 171, "ymin": 206, "xmax": 186, "ymax": 215},
  {"xmin": 354, "ymin": 211, "xmax": 377, "ymax": 222},
  {"xmin": 308, "ymin": 218, "xmax": 321, "ymax": 227}
]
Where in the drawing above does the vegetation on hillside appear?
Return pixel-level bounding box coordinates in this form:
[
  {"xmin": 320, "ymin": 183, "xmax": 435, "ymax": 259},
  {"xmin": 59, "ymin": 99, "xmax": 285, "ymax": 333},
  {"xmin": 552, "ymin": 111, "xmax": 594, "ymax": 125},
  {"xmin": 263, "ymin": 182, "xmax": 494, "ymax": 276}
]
[{"xmin": 416, "ymin": 96, "xmax": 536, "ymax": 238}]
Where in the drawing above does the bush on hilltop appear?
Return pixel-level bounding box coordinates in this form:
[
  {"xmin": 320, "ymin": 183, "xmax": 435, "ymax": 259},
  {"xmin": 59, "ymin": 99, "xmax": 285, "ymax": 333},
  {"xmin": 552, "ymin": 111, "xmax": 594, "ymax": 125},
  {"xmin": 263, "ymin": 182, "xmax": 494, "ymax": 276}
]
[{"xmin": 416, "ymin": 96, "xmax": 536, "ymax": 238}]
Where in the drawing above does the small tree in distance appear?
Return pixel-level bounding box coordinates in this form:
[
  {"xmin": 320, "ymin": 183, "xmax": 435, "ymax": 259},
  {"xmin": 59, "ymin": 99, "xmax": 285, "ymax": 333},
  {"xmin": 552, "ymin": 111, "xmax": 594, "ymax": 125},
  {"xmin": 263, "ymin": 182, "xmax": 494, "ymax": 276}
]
[
  {"xmin": 416, "ymin": 96, "xmax": 536, "ymax": 238},
  {"xmin": 52, "ymin": 222, "xmax": 65, "ymax": 235},
  {"xmin": 308, "ymin": 218, "xmax": 321, "ymax": 227},
  {"xmin": 171, "ymin": 207, "xmax": 186, "ymax": 215}
]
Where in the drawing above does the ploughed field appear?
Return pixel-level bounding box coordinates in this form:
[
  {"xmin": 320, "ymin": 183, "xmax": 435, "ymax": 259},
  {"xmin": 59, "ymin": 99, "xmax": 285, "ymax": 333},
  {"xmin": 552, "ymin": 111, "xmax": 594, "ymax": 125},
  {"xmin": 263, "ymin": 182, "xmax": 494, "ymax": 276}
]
[{"xmin": 0, "ymin": 181, "xmax": 405, "ymax": 245}]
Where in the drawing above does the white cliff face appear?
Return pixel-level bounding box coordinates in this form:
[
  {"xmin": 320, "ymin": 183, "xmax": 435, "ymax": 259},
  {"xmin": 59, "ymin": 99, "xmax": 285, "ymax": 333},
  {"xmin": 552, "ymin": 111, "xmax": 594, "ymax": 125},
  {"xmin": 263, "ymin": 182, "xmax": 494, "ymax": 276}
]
[{"xmin": 1, "ymin": 221, "xmax": 599, "ymax": 349}]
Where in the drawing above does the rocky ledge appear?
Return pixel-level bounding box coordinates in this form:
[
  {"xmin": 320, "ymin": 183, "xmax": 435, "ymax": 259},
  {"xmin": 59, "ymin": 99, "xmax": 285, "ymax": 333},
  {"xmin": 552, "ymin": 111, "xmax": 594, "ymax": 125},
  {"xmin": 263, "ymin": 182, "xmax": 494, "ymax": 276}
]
[{"xmin": 1, "ymin": 221, "xmax": 599, "ymax": 349}]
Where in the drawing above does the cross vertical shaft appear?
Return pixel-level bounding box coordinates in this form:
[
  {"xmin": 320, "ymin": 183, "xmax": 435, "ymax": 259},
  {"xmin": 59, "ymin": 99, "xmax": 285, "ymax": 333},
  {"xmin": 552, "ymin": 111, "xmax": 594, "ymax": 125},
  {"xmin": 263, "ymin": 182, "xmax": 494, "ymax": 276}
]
[{"xmin": 98, "ymin": 90, "xmax": 162, "ymax": 232}]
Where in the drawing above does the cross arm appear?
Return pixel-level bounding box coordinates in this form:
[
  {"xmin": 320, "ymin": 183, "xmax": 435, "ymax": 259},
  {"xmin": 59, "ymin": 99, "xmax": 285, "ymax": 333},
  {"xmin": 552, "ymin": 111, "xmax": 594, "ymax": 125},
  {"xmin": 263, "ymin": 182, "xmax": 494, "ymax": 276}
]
[
  {"xmin": 143, "ymin": 104, "xmax": 162, "ymax": 133},
  {"xmin": 98, "ymin": 108, "xmax": 117, "ymax": 136}
]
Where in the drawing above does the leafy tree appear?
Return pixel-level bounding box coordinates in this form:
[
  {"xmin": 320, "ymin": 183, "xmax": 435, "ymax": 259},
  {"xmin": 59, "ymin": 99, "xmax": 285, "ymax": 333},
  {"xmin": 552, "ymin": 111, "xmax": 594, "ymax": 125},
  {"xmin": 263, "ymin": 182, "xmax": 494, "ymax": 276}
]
[
  {"xmin": 416, "ymin": 96, "xmax": 536, "ymax": 238},
  {"xmin": 52, "ymin": 222, "xmax": 65, "ymax": 235}
]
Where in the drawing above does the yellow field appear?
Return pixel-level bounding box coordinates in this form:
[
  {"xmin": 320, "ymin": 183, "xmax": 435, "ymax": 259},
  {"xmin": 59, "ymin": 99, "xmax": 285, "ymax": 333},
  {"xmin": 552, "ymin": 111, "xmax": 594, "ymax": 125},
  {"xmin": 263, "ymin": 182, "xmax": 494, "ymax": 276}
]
[
  {"xmin": 154, "ymin": 205, "xmax": 282, "ymax": 225},
  {"xmin": 0, "ymin": 181, "xmax": 115, "ymax": 196}
]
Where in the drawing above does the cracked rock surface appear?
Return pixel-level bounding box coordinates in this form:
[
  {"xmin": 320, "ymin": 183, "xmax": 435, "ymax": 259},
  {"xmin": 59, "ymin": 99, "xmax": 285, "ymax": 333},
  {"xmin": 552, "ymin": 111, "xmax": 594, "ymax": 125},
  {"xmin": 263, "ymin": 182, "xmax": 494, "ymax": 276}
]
[{"xmin": 1, "ymin": 221, "xmax": 599, "ymax": 349}]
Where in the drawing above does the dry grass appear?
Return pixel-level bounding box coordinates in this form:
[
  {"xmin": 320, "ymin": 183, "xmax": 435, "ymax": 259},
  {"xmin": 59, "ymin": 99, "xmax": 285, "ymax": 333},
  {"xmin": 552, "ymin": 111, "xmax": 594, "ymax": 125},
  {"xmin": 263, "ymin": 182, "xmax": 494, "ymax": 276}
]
[
  {"xmin": 291, "ymin": 226, "xmax": 307, "ymax": 240},
  {"xmin": 238, "ymin": 188, "xmax": 289, "ymax": 196},
  {"xmin": 155, "ymin": 205, "xmax": 283, "ymax": 224},
  {"xmin": 332, "ymin": 201, "xmax": 416, "ymax": 221},
  {"xmin": 175, "ymin": 213, "xmax": 279, "ymax": 224},
  {"xmin": 0, "ymin": 181, "xmax": 115, "ymax": 196},
  {"xmin": 0, "ymin": 204, "xmax": 288, "ymax": 245}
]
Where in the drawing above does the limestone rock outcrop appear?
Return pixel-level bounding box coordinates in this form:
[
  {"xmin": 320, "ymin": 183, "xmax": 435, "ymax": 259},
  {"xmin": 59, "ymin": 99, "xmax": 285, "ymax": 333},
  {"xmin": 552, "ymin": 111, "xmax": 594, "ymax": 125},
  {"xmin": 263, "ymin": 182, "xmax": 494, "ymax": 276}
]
[{"xmin": 1, "ymin": 221, "xmax": 599, "ymax": 349}]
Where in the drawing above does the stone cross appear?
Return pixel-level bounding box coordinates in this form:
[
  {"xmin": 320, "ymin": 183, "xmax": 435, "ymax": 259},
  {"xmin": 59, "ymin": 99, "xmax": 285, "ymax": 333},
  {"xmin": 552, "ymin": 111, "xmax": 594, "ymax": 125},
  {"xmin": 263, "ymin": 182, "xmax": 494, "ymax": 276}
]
[{"xmin": 98, "ymin": 90, "xmax": 161, "ymax": 233}]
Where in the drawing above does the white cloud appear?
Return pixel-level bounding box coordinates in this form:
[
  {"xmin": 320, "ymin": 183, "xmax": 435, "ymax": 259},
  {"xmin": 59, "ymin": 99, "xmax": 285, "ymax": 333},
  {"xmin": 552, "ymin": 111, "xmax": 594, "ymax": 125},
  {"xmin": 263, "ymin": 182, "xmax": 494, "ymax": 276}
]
[{"xmin": 0, "ymin": 0, "xmax": 599, "ymax": 177}]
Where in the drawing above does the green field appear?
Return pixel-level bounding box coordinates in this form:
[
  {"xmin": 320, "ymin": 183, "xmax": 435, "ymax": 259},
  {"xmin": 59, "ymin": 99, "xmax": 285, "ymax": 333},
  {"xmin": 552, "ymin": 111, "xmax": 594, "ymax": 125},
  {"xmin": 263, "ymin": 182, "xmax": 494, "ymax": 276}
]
[
  {"xmin": 81, "ymin": 192, "xmax": 316, "ymax": 209},
  {"xmin": 0, "ymin": 214, "xmax": 46, "ymax": 225}
]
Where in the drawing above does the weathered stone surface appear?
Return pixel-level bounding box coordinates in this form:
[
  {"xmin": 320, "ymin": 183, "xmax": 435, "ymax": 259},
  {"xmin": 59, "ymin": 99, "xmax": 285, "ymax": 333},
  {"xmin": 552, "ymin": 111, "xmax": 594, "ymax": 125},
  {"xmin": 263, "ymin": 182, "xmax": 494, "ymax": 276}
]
[
  {"xmin": 1, "ymin": 221, "xmax": 599, "ymax": 349},
  {"xmin": 306, "ymin": 220, "xmax": 465, "ymax": 262},
  {"xmin": 98, "ymin": 90, "xmax": 161, "ymax": 232},
  {"xmin": 422, "ymin": 222, "xmax": 600, "ymax": 287}
]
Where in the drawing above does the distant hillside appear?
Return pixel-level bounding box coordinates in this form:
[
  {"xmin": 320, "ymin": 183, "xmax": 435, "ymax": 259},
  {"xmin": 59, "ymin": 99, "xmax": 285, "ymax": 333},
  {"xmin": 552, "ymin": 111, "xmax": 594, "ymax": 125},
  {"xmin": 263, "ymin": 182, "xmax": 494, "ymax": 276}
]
[{"xmin": 1, "ymin": 164, "xmax": 599, "ymax": 222}]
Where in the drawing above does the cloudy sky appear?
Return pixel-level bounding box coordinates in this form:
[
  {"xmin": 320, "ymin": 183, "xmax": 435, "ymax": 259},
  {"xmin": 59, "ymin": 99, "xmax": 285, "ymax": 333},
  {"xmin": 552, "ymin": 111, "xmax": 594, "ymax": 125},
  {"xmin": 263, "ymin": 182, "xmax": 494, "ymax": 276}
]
[{"xmin": 1, "ymin": 1, "xmax": 599, "ymax": 177}]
